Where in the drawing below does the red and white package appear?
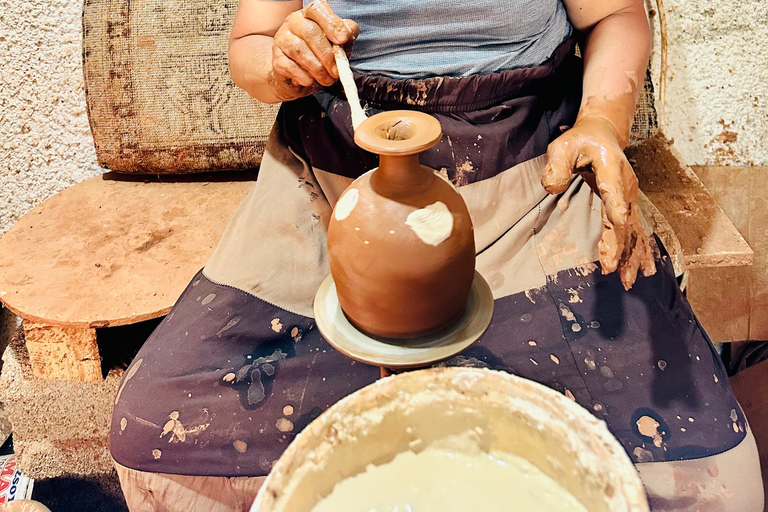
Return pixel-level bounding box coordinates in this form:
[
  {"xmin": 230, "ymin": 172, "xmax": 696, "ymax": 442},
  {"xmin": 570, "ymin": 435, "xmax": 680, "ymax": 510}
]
[{"xmin": 0, "ymin": 454, "xmax": 34, "ymax": 504}]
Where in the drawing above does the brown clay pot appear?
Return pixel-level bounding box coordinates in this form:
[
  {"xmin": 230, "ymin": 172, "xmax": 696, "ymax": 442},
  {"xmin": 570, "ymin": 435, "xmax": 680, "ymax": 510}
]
[{"xmin": 327, "ymin": 110, "xmax": 475, "ymax": 339}]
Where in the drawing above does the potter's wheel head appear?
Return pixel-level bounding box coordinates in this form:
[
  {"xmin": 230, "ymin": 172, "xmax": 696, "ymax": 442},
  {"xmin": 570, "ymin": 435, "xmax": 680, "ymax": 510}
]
[{"xmin": 313, "ymin": 271, "xmax": 494, "ymax": 369}]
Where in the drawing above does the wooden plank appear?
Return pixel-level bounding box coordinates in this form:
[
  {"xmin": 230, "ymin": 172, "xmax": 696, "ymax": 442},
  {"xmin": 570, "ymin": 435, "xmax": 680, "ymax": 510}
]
[
  {"xmin": 729, "ymin": 359, "xmax": 768, "ymax": 509},
  {"xmin": 686, "ymin": 166, "xmax": 752, "ymax": 343},
  {"xmin": 692, "ymin": 166, "xmax": 751, "ymax": 236},
  {"xmin": 688, "ymin": 166, "xmax": 768, "ymax": 342},
  {"xmin": 747, "ymin": 167, "xmax": 768, "ymax": 340},
  {"xmin": 687, "ymin": 266, "xmax": 751, "ymax": 342},
  {"xmin": 23, "ymin": 322, "xmax": 101, "ymax": 382},
  {"xmin": 0, "ymin": 172, "xmax": 256, "ymax": 328},
  {"xmin": 626, "ymin": 134, "xmax": 753, "ymax": 269}
]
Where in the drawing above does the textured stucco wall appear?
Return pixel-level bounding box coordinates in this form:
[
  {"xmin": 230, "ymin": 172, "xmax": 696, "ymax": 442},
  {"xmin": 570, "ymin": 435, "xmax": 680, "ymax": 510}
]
[
  {"xmin": 0, "ymin": 0, "xmax": 765, "ymax": 238},
  {"xmin": 0, "ymin": 0, "xmax": 102, "ymax": 238},
  {"xmin": 650, "ymin": 0, "xmax": 768, "ymax": 165}
]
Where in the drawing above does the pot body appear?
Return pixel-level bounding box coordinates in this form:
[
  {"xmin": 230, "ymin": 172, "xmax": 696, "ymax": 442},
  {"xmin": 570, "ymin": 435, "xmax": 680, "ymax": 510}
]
[{"xmin": 327, "ymin": 164, "xmax": 475, "ymax": 339}]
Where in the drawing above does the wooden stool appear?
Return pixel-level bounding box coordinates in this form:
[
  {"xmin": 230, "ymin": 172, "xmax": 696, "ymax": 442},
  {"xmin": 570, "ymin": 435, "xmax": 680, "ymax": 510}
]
[{"xmin": 0, "ymin": 172, "xmax": 256, "ymax": 382}]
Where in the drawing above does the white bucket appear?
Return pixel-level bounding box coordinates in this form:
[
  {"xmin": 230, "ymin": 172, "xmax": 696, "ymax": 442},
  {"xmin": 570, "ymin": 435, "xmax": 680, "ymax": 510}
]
[{"xmin": 252, "ymin": 367, "xmax": 649, "ymax": 512}]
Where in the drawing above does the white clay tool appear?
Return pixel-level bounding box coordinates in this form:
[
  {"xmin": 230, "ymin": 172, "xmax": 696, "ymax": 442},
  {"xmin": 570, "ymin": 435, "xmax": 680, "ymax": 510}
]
[{"xmin": 333, "ymin": 45, "xmax": 367, "ymax": 130}]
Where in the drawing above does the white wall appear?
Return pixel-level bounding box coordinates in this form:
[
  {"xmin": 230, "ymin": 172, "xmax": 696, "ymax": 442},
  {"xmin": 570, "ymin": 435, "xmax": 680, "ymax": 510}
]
[
  {"xmin": 649, "ymin": 0, "xmax": 767, "ymax": 166},
  {"xmin": 0, "ymin": 0, "xmax": 102, "ymax": 237}
]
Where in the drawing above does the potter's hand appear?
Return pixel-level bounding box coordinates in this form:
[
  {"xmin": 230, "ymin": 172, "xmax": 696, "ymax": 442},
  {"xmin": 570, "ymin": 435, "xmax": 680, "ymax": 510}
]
[
  {"xmin": 541, "ymin": 116, "xmax": 656, "ymax": 290},
  {"xmin": 270, "ymin": 0, "xmax": 359, "ymax": 101}
]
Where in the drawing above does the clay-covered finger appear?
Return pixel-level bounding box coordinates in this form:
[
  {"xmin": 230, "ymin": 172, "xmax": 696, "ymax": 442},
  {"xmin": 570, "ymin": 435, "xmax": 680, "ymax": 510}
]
[
  {"xmin": 303, "ymin": 0, "xmax": 352, "ymax": 45},
  {"xmin": 619, "ymin": 242, "xmax": 641, "ymax": 291},
  {"xmin": 278, "ymin": 32, "xmax": 335, "ymax": 86},
  {"xmin": 598, "ymin": 203, "xmax": 621, "ymax": 274},
  {"xmin": 273, "ymin": 51, "xmax": 316, "ymax": 87},
  {"xmin": 287, "ymin": 13, "xmax": 338, "ymax": 79},
  {"xmin": 590, "ymin": 149, "xmax": 629, "ymax": 228},
  {"xmin": 542, "ymin": 138, "xmax": 578, "ymax": 194},
  {"xmin": 638, "ymin": 232, "xmax": 658, "ymax": 278},
  {"xmin": 341, "ymin": 19, "xmax": 360, "ymax": 54}
]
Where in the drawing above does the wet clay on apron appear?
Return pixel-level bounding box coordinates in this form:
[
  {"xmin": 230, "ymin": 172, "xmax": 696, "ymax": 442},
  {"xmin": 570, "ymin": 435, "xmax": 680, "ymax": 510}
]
[{"xmin": 327, "ymin": 111, "xmax": 475, "ymax": 338}]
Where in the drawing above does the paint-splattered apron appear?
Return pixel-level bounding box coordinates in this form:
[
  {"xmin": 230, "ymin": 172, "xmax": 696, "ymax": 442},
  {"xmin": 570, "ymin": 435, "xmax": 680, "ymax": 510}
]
[{"xmin": 110, "ymin": 40, "xmax": 746, "ymax": 477}]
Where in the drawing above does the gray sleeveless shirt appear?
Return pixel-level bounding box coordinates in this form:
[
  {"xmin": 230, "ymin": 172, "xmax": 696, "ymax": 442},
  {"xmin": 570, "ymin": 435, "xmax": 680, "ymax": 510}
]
[{"xmin": 310, "ymin": 0, "xmax": 572, "ymax": 79}]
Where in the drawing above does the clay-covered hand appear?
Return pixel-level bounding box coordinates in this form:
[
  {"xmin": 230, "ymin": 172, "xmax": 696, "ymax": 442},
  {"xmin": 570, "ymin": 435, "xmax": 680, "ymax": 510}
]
[
  {"xmin": 541, "ymin": 116, "xmax": 656, "ymax": 290},
  {"xmin": 269, "ymin": 0, "xmax": 359, "ymax": 101}
]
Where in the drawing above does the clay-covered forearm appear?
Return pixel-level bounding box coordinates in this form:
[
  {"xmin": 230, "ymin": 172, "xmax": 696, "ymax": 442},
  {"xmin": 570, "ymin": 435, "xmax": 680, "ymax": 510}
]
[
  {"xmin": 577, "ymin": 7, "xmax": 651, "ymax": 148},
  {"xmin": 229, "ymin": 34, "xmax": 285, "ymax": 104}
]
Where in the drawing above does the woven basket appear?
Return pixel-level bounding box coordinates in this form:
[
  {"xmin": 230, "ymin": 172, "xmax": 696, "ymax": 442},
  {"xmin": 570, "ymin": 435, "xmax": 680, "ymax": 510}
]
[{"xmin": 82, "ymin": 0, "xmax": 279, "ymax": 174}]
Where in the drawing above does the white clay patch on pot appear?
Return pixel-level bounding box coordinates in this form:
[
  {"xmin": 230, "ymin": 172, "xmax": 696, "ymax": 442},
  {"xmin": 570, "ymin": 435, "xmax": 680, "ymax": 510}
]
[
  {"xmin": 405, "ymin": 201, "xmax": 454, "ymax": 246},
  {"xmin": 334, "ymin": 188, "xmax": 360, "ymax": 221}
]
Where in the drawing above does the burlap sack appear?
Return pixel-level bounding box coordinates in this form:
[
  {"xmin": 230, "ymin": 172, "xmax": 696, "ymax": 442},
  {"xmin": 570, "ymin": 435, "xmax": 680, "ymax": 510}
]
[
  {"xmin": 82, "ymin": 0, "xmax": 279, "ymax": 174},
  {"xmin": 630, "ymin": 67, "xmax": 659, "ymax": 146}
]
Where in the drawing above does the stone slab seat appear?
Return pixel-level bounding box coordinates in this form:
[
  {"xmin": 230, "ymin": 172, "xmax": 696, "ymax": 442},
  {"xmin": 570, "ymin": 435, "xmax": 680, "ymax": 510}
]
[{"xmin": 0, "ymin": 172, "xmax": 257, "ymax": 383}]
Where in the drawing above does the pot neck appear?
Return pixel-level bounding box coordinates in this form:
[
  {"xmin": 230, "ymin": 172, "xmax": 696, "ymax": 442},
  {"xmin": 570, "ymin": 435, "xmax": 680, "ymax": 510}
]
[{"xmin": 370, "ymin": 154, "xmax": 431, "ymax": 198}]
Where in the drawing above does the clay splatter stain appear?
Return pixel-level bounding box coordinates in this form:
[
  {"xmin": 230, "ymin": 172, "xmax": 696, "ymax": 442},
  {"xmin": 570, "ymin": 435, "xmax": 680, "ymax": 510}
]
[
  {"xmin": 291, "ymin": 327, "xmax": 302, "ymax": 342},
  {"xmin": 160, "ymin": 411, "xmax": 210, "ymax": 443},
  {"xmin": 564, "ymin": 389, "xmax": 576, "ymax": 401},
  {"xmin": 454, "ymin": 159, "xmax": 475, "ymax": 186},
  {"xmin": 657, "ymin": 360, "xmax": 667, "ymax": 371},
  {"xmin": 633, "ymin": 446, "xmax": 654, "ymax": 462},
  {"xmin": 283, "ymin": 405, "xmax": 294, "ymax": 416},
  {"xmin": 201, "ymin": 293, "xmax": 216, "ymax": 305},
  {"xmin": 637, "ymin": 415, "xmax": 664, "ymax": 448},
  {"xmin": 233, "ymin": 440, "xmax": 248, "ymax": 453},
  {"xmin": 584, "ymin": 355, "xmax": 596, "ymax": 370},
  {"xmin": 550, "ymin": 354, "xmax": 560, "ymax": 364},
  {"xmin": 559, "ymin": 303, "xmax": 576, "ymax": 322},
  {"xmin": 224, "ymin": 349, "xmax": 289, "ymax": 406},
  {"xmin": 528, "ymin": 340, "xmax": 537, "ymax": 347},
  {"xmin": 276, "ymin": 418, "xmax": 294, "ymax": 432},
  {"xmin": 708, "ymin": 119, "xmax": 741, "ymax": 165},
  {"xmin": 217, "ymin": 316, "xmax": 242, "ymax": 337},
  {"xmin": 270, "ymin": 318, "xmax": 283, "ymax": 333},
  {"xmin": 115, "ymin": 358, "xmax": 143, "ymax": 405},
  {"xmin": 120, "ymin": 417, "xmax": 127, "ymax": 431},
  {"xmin": 152, "ymin": 449, "xmax": 162, "ymax": 460},
  {"xmin": 600, "ymin": 366, "xmax": 615, "ymax": 378},
  {"xmin": 567, "ymin": 288, "xmax": 583, "ymax": 304}
]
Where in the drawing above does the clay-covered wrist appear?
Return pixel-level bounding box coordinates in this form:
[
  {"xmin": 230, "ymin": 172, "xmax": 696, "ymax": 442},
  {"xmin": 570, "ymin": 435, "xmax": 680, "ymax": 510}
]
[
  {"xmin": 572, "ymin": 113, "xmax": 627, "ymax": 150},
  {"xmin": 575, "ymin": 96, "xmax": 634, "ymax": 149}
]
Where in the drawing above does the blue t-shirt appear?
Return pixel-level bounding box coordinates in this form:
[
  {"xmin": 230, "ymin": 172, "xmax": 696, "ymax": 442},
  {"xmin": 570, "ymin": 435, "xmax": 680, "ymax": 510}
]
[{"xmin": 312, "ymin": 0, "xmax": 572, "ymax": 79}]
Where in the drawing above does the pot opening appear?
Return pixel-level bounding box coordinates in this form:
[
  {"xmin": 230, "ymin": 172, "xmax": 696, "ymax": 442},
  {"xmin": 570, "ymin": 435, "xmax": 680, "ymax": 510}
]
[{"xmin": 375, "ymin": 119, "xmax": 415, "ymax": 141}]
